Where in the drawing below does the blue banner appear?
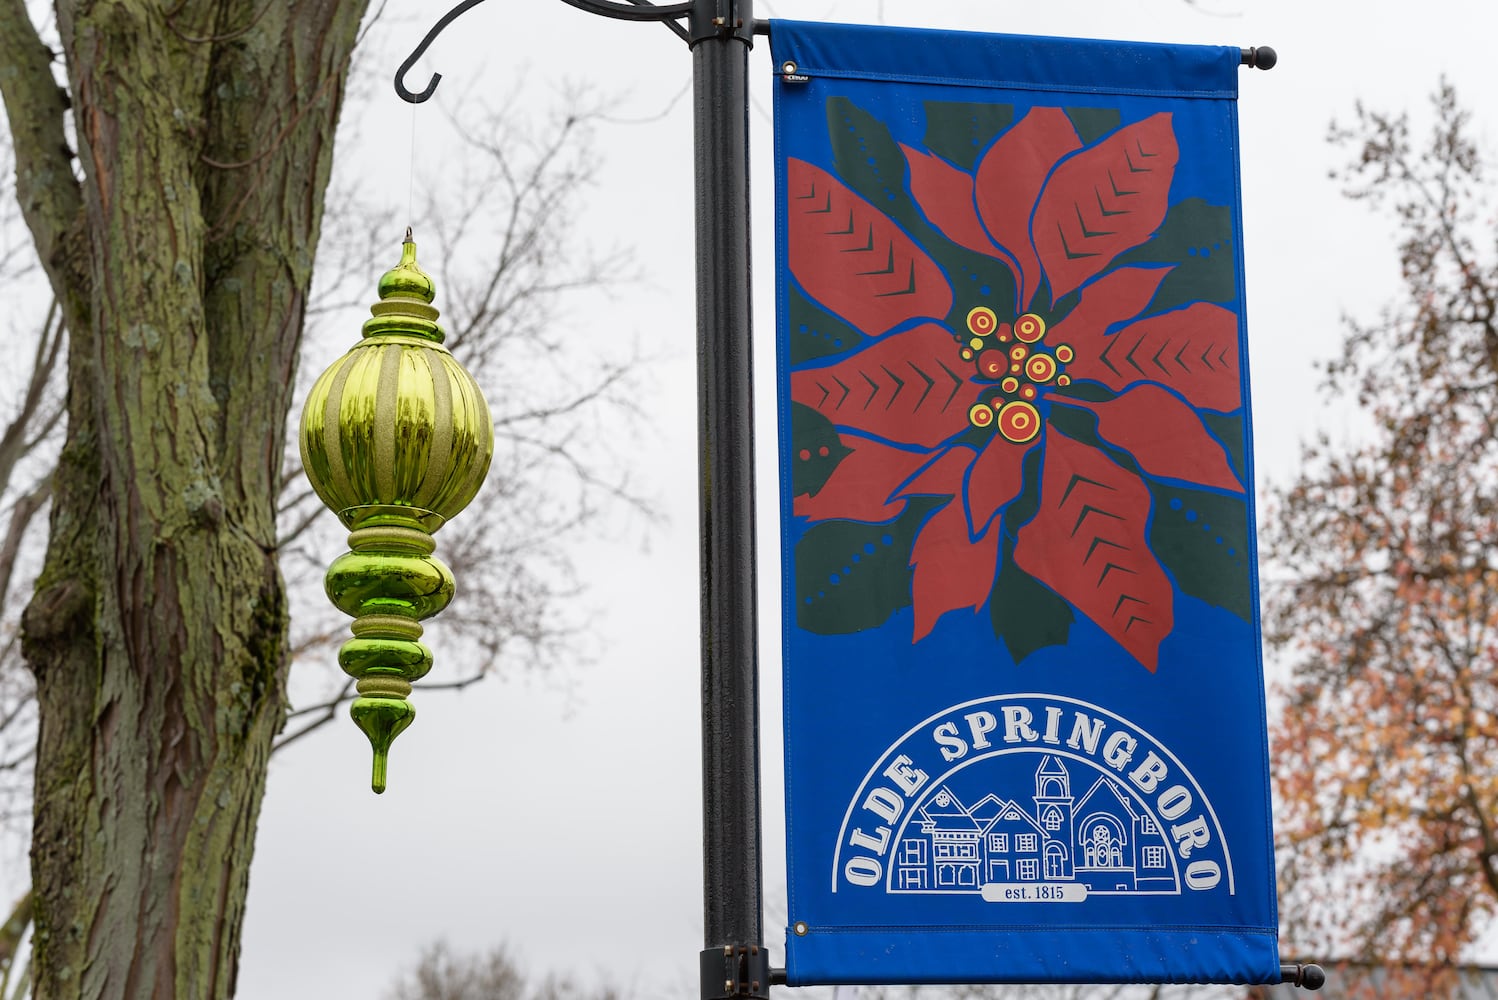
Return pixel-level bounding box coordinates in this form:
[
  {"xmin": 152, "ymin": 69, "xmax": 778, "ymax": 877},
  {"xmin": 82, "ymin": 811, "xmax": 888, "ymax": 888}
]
[{"xmin": 772, "ymin": 20, "xmax": 1279, "ymax": 985}]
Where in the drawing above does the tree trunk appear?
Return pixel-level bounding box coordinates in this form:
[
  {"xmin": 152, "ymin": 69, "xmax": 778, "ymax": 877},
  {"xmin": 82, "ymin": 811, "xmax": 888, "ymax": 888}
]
[{"xmin": 0, "ymin": 2, "xmax": 371, "ymax": 997}]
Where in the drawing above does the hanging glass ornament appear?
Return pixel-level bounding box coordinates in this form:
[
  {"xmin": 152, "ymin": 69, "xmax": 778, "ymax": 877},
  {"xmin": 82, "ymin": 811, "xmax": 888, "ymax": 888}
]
[{"xmin": 299, "ymin": 230, "xmax": 493, "ymax": 792}]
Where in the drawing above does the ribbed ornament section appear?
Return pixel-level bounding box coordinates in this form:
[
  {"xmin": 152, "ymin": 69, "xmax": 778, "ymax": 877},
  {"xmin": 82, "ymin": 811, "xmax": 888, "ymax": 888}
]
[
  {"xmin": 301, "ymin": 339, "xmax": 492, "ymax": 532},
  {"xmin": 298, "ymin": 235, "xmax": 493, "ymax": 792}
]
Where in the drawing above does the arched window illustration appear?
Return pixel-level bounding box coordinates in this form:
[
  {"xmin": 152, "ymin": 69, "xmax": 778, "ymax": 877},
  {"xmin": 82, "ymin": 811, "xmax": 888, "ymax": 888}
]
[
  {"xmin": 1039, "ymin": 776, "xmax": 1066, "ymax": 799},
  {"xmin": 1042, "ymin": 806, "xmax": 1063, "ymax": 831},
  {"xmin": 1044, "ymin": 842, "xmax": 1067, "ymax": 879},
  {"xmin": 1085, "ymin": 824, "xmax": 1123, "ymax": 868}
]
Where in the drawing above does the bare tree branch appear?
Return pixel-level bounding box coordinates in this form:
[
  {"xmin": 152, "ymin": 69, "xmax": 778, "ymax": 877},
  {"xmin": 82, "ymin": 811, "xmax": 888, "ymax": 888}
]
[
  {"xmin": 0, "ymin": 299, "xmax": 62, "ymax": 497},
  {"xmin": 0, "ymin": 0, "xmax": 87, "ymax": 316}
]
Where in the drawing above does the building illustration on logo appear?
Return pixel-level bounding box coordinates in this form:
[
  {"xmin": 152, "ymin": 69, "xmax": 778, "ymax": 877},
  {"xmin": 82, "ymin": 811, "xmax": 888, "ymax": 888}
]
[{"xmin": 891, "ymin": 754, "xmax": 1179, "ymax": 896}]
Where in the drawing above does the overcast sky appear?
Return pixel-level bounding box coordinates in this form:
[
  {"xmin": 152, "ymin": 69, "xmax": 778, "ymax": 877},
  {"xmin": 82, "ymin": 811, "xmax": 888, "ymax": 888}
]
[{"xmin": 5, "ymin": 1, "xmax": 1496, "ymax": 998}]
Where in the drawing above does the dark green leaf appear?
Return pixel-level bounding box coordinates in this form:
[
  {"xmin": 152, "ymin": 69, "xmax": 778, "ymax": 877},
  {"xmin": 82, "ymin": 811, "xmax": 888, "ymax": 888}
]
[
  {"xmin": 788, "ymin": 284, "xmax": 866, "ymax": 365},
  {"xmin": 1200, "ymin": 411, "xmax": 1248, "ymax": 487},
  {"xmin": 827, "ymin": 95, "xmax": 916, "ymax": 221},
  {"xmin": 984, "ymin": 446, "xmax": 1072, "ymax": 661},
  {"xmin": 922, "ymin": 101, "xmax": 1015, "ymax": 172},
  {"xmin": 991, "ymin": 537, "xmax": 1074, "ymax": 663},
  {"xmin": 1114, "ymin": 197, "xmax": 1238, "ymax": 312},
  {"xmin": 796, "ymin": 498, "xmax": 942, "ymax": 634},
  {"xmin": 1065, "ymin": 106, "xmax": 1122, "ymax": 146},
  {"xmin": 1041, "ymin": 402, "xmax": 1103, "ymax": 449},
  {"xmin": 1047, "ymin": 380, "xmax": 1116, "ymax": 404},
  {"xmin": 1148, "ymin": 484, "xmax": 1252, "ymax": 622},
  {"xmin": 789, "ymin": 402, "xmax": 851, "ymax": 498}
]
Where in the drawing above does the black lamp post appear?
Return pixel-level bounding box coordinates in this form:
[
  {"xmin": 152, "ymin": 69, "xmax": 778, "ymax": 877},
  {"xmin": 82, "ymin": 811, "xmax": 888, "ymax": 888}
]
[{"xmin": 397, "ymin": 4, "xmax": 768, "ymax": 998}]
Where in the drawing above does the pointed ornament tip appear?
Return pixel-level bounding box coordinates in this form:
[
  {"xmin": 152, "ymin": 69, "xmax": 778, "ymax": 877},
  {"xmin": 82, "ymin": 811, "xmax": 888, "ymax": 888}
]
[
  {"xmin": 351, "ymin": 695, "xmax": 415, "ymax": 796},
  {"xmin": 371, "ymin": 750, "xmax": 388, "ymax": 795}
]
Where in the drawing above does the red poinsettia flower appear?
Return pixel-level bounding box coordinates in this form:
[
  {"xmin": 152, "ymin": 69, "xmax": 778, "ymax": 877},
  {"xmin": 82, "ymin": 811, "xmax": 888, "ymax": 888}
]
[{"xmin": 786, "ymin": 107, "xmax": 1243, "ymax": 671}]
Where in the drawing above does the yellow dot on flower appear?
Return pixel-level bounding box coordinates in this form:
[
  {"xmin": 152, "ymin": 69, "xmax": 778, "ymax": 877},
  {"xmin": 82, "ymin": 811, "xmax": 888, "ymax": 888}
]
[
  {"xmin": 1010, "ymin": 363, "xmax": 1022, "ymax": 374},
  {"xmin": 997, "ymin": 400, "xmax": 1041, "ymax": 443},
  {"xmin": 961, "ymin": 349, "xmax": 974, "ymax": 361},
  {"xmin": 1022, "ymin": 385, "xmax": 1036, "ymax": 400},
  {"xmin": 1015, "ymin": 313, "xmax": 1046, "ymax": 343},
  {"xmin": 968, "ymin": 402, "xmax": 995, "ymax": 428},
  {"xmin": 969, "ymin": 337, "xmax": 985, "ymax": 351},
  {"xmin": 1001, "ymin": 376, "xmax": 1019, "ymax": 394},
  {"xmin": 1055, "ymin": 344, "xmax": 1074, "ymax": 363},
  {"xmin": 1026, "ymin": 353, "xmax": 1058, "ymax": 383},
  {"xmin": 967, "ymin": 306, "xmax": 998, "ymax": 337}
]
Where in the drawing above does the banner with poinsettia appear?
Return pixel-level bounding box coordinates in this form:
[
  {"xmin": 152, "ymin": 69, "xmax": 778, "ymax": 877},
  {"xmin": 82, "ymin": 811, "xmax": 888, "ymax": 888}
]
[{"xmin": 772, "ymin": 21, "xmax": 1279, "ymax": 986}]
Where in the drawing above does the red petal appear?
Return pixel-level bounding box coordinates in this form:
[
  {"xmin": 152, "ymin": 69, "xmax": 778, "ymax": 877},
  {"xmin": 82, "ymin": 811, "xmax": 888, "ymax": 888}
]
[
  {"xmin": 901, "ymin": 144, "xmax": 1003, "ymax": 258},
  {"xmin": 1013, "ymin": 431, "xmax": 1173, "ymax": 671},
  {"xmin": 965, "ymin": 437, "xmax": 1031, "ymax": 535},
  {"xmin": 974, "ymin": 108, "xmax": 1081, "ymax": 310},
  {"xmin": 790, "ymin": 323, "xmax": 982, "ymax": 448},
  {"xmin": 1064, "ymin": 302, "xmax": 1242, "ymax": 412},
  {"xmin": 1052, "ymin": 387, "xmax": 1244, "ymax": 494},
  {"xmin": 787, "ymin": 159, "xmax": 952, "ymax": 336},
  {"xmin": 794, "ymin": 436, "xmax": 933, "ymax": 523},
  {"xmin": 910, "ymin": 498, "xmax": 1000, "ymax": 642},
  {"xmin": 1047, "ymin": 266, "xmax": 1169, "ymax": 352},
  {"xmin": 897, "ymin": 447, "xmax": 976, "ymax": 498},
  {"xmin": 1033, "ymin": 113, "xmax": 1179, "ymax": 301}
]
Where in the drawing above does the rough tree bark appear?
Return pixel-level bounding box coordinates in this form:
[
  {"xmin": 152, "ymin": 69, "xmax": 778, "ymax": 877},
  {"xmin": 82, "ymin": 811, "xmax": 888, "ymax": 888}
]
[{"xmin": 0, "ymin": 2, "xmax": 371, "ymax": 997}]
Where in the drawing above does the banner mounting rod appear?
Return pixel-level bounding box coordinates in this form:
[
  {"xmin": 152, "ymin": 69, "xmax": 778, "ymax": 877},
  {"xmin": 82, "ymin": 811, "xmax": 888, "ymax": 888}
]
[{"xmin": 747, "ymin": 19, "xmax": 1276, "ymax": 70}]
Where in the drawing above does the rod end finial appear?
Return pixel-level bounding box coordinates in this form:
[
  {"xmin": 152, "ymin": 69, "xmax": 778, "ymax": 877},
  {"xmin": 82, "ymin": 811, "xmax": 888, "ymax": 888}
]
[{"xmin": 1242, "ymin": 45, "xmax": 1277, "ymax": 70}]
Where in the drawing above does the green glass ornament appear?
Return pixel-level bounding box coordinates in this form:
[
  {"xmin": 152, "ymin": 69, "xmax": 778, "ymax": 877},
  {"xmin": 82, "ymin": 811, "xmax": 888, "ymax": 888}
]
[{"xmin": 299, "ymin": 231, "xmax": 493, "ymax": 792}]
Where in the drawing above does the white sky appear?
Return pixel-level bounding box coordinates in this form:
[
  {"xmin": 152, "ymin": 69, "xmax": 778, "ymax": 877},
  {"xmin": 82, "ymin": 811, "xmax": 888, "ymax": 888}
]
[{"xmin": 5, "ymin": 1, "xmax": 1496, "ymax": 998}]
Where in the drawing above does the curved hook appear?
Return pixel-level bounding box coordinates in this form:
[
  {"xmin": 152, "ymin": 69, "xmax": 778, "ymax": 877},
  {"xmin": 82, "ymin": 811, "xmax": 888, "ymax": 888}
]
[
  {"xmin": 395, "ymin": 0, "xmax": 698, "ymax": 102},
  {"xmin": 394, "ymin": 0, "xmax": 492, "ymax": 104}
]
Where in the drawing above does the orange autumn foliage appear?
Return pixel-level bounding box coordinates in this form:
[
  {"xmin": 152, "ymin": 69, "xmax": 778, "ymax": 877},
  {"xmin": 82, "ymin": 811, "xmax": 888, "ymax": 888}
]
[{"xmin": 1264, "ymin": 83, "xmax": 1498, "ymax": 997}]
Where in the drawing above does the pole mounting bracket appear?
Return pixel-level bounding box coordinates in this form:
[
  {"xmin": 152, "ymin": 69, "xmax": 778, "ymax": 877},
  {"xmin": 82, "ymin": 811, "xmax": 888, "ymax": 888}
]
[
  {"xmin": 688, "ymin": 0, "xmax": 754, "ymax": 45},
  {"xmin": 701, "ymin": 945, "xmax": 771, "ymax": 1000}
]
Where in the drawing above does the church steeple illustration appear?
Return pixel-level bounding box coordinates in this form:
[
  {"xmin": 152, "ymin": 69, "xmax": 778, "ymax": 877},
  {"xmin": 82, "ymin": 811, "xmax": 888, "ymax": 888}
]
[
  {"xmin": 1032, "ymin": 755, "xmax": 1075, "ymax": 879},
  {"xmin": 1034, "ymin": 754, "xmax": 1071, "ymax": 802}
]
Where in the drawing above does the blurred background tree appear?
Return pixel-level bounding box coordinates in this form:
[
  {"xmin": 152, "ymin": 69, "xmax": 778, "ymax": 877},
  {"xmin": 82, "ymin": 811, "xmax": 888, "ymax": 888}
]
[
  {"xmin": 386, "ymin": 940, "xmax": 623, "ymax": 1000},
  {"xmin": 1265, "ymin": 82, "xmax": 1498, "ymax": 996}
]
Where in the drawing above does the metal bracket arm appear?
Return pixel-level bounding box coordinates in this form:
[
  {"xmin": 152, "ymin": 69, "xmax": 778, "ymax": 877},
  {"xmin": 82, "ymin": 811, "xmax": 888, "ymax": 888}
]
[{"xmin": 394, "ymin": 0, "xmax": 698, "ymax": 104}]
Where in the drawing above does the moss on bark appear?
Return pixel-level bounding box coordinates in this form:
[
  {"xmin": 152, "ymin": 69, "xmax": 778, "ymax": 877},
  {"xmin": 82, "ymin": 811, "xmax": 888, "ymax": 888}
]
[{"xmin": 1, "ymin": 2, "xmax": 373, "ymax": 997}]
